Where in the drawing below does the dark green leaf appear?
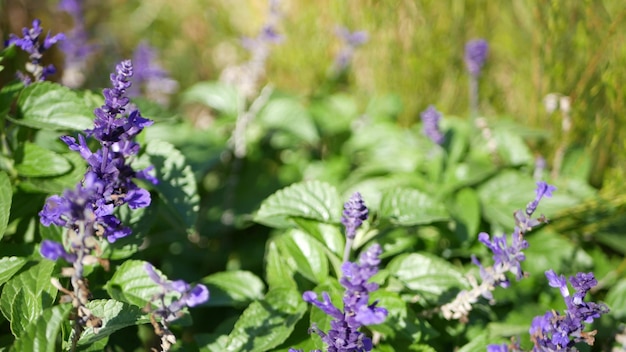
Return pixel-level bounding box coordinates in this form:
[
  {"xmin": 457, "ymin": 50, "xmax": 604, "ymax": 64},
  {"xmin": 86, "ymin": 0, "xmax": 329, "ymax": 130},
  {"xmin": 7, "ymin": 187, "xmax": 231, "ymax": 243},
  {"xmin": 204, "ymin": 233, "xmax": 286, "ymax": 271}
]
[
  {"xmin": 254, "ymin": 180, "xmax": 342, "ymax": 228},
  {"xmin": 76, "ymin": 299, "xmax": 150, "ymax": 347},
  {"xmin": 0, "ymin": 171, "xmax": 11, "ymax": 239},
  {"xmin": 379, "ymin": 188, "xmax": 449, "ymax": 226},
  {"xmin": 12, "ymin": 303, "xmax": 72, "ymax": 352},
  {"xmin": 15, "ymin": 81, "xmax": 93, "ymax": 130},
  {"xmin": 202, "ymin": 271, "xmax": 265, "ymax": 307},
  {"xmin": 106, "ymin": 260, "xmax": 160, "ymax": 308},
  {"xmin": 15, "ymin": 142, "xmax": 72, "ymax": 177}
]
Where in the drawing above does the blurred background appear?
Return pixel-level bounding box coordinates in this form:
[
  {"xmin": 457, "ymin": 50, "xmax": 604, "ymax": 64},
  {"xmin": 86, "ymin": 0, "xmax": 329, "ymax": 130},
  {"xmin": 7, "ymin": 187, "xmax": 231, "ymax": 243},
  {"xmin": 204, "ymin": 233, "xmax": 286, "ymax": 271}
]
[{"xmin": 2, "ymin": 1, "xmax": 625, "ymax": 192}]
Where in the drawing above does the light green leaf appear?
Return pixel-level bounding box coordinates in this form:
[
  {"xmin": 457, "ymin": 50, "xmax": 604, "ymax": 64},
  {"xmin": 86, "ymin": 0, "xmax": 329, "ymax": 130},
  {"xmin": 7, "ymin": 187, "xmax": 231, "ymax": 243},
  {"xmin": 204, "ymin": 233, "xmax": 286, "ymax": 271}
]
[
  {"xmin": 18, "ymin": 152, "xmax": 85, "ymax": 194},
  {"xmin": 477, "ymin": 170, "xmax": 536, "ymax": 228},
  {"xmin": 202, "ymin": 271, "xmax": 265, "ymax": 307},
  {"xmin": 258, "ymin": 97, "xmax": 319, "ymax": 144},
  {"xmin": 0, "ymin": 256, "xmax": 28, "ymax": 286},
  {"xmin": 15, "ymin": 142, "xmax": 72, "ymax": 177},
  {"xmin": 106, "ymin": 260, "xmax": 160, "ymax": 308},
  {"xmin": 12, "ymin": 303, "xmax": 72, "ymax": 352},
  {"xmin": 254, "ymin": 180, "xmax": 342, "ymax": 228},
  {"xmin": 388, "ymin": 253, "xmax": 467, "ymax": 300},
  {"xmin": 379, "ymin": 188, "xmax": 449, "ymax": 226},
  {"xmin": 76, "ymin": 299, "xmax": 150, "ymax": 348},
  {"xmin": 275, "ymin": 229, "xmax": 329, "ymax": 284},
  {"xmin": 265, "ymin": 240, "xmax": 296, "ymax": 290},
  {"xmin": 0, "ymin": 260, "xmax": 57, "ymax": 338},
  {"xmin": 182, "ymin": 81, "xmax": 239, "ymax": 117},
  {"xmin": 0, "ymin": 171, "xmax": 11, "ymax": 239},
  {"xmin": 448, "ymin": 187, "xmax": 481, "ymax": 243},
  {"xmin": 200, "ymin": 287, "xmax": 306, "ymax": 352},
  {"xmin": 145, "ymin": 140, "xmax": 199, "ymax": 233},
  {"xmin": 14, "ymin": 81, "xmax": 93, "ymax": 130},
  {"xmin": 605, "ymin": 279, "xmax": 626, "ymax": 319}
]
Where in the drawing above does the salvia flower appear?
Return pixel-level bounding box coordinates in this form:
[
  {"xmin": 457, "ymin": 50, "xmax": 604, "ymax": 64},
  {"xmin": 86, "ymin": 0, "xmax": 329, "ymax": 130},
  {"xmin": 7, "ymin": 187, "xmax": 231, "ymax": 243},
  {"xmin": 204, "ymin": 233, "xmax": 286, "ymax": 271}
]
[
  {"xmin": 58, "ymin": 0, "xmax": 96, "ymax": 87},
  {"xmin": 299, "ymin": 244, "xmax": 387, "ymax": 352},
  {"xmin": 38, "ymin": 60, "xmax": 155, "ymax": 349},
  {"xmin": 341, "ymin": 192, "xmax": 369, "ymax": 240},
  {"xmin": 129, "ymin": 41, "xmax": 179, "ymax": 105},
  {"xmin": 464, "ymin": 39, "xmax": 489, "ymax": 78},
  {"xmin": 529, "ymin": 270, "xmax": 609, "ymax": 351},
  {"xmin": 333, "ymin": 26, "xmax": 369, "ymax": 72},
  {"xmin": 5, "ymin": 19, "xmax": 65, "ymax": 84},
  {"xmin": 441, "ymin": 181, "xmax": 556, "ymax": 320},
  {"xmin": 420, "ymin": 105, "xmax": 445, "ymax": 145},
  {"xmin": 145, "ymin": 263, "xmax": 209, "ymax": 351}
]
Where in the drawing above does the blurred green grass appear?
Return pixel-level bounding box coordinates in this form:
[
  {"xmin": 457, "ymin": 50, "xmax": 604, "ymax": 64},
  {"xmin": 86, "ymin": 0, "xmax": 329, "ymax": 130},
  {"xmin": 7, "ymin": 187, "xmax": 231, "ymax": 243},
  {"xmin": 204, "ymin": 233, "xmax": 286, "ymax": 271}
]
[{"xmin": 1, "ymin": 0, "xmax": 625, "ymax": 189}]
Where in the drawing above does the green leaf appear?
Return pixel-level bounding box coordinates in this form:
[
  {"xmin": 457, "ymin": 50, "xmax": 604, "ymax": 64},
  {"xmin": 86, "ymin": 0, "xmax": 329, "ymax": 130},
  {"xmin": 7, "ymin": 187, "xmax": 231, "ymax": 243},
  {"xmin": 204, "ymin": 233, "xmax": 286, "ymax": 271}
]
[
  {"xmin": 106, "ymin": 260, "xmax": 160, "ymax": 308},
  {"xmin": 254, "ymin": 180, "xmax": 342, "ymax": 228},
  {"xmin": 182, "ymin": 81, "xmax": 239, "ymax": 117},
  {"xmin": 265, "ymin": 240, "xmax": 296, "ymax": 290},
  {"xmin": 0, "ymin": 81, "xmax": 22, "ymax": 118},
  {"xmin": 200, "ymin": 287, "xmax": 306, "ymax": 352},
  {"xmin": 17, "ymin": 152, "xmax": 85, "ymax": 194},
  {"xmin": 309, "ymin": 93, "xmax": 358, "ymax": 134},
  {"xmin": 0, "ymin": 172, "xmax": 11, "ymax": 239},
  {"xmin": 0, "ymin": 260, "xmax": 57, "ymax": 338},
  {"xmin": 388, "ymin": 253, "xmax": 467, "ymax": 301},
  {"xmin": 448, "ymin": 187, "xmax": 481, "ymax": 243},
  {"xmin": 275, "ymin": 229, "xmax": 329, "ymax": 284},
  {"xmin": 14, "ymin": 81, "xmax": 93, "ymax": 130},
  {"xmin": 0, "ymin": 257, "xmax": 28, "ymax": 286},
  {"xmin": 76, "ymin": 299, "xmax": 150, "ymax": 348},
  {"xmin": 12, "ymin": 303, "xmax": 72, "ymax": 352},
  {"xmin": 144, "ymin": 140, "xmax": 199, "ymax": 233},
  {"xmin": 379, "ymin": 188, "xmax": 449, "ymax": 226},
  {"xmin": 477, "ymin": 170, "xmax": 536, "ymax": 228},
  {"xmin": 15, "ymin": 142, "xmax": 72, "ymax": 177},
  {"xmin": 605, "ymin": 278, "xmax": 626, "ymax": 319},
  {"xmin": 202, "ymin": 271, "xmax": 265, "ymax": 307},
  {"xmin": 258, "ymin": 97, "xmax": 319, "ymax": 144}
]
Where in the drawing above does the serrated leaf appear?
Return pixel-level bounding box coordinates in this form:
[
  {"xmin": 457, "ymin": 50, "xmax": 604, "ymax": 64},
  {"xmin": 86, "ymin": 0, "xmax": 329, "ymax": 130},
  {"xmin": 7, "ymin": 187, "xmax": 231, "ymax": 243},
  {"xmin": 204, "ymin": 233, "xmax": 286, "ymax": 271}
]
[
  {"xmin": 388, "ymin": 253, "xmax": 467, "ymax": 300},
  {"xmin": 265, "ymin": 240, "xmax": 296, "ymax": 290},
  {"xmin": 145, "ymin": 140, "xmax": 199, "ymax": 233},
  {"xmin": 202, "ymin": 271, "xmax": 265, "ymax": 307},
  {"xmin": 254, "ymin": 180, "xmax": 342, "ymax": 228},
  {"xmin": 106, "ymin": 260, "xmax": 160, "ymax": 308},
  {"xmin": 76, "ymin": 299, "xmax": 150, "ymax": 348},
  {"xmin": 15, "ymin": 81, "xmax": 93, "ymax": 130},
  {"xmin": 258, "ymin": 97, "xmax": 319, "ymax": 144},
  {"xmin": 200, "ymin": 287, "xmax": 306, "ymax": 352},
  {"xmin": 379, "ymin": 188, "xmax": 449, "ymax": 225},
  {"xmin": 0, "ymin": 257, "xmax": 27, "ymax": 286},
  {"xmin": 12, "ymin": 303, "xmax": 72, "ymax": 352},
  {"xmin": 0, "ymin": 260, "xmax": 57, "ymax": 338},
  {"xmin": 15, "ymin": 142, "xmax": 71, "ymax": 177},
  {"xmin": 275, "ymin": 230, "xmax": 329, "ymax": 284},
  {"xmin": 182, "ymin": 81, "xmax": 239, "ymax": 117},
  {"xmin": 0, "ymin": 171, "xmax": 11, "ymax": 239}
]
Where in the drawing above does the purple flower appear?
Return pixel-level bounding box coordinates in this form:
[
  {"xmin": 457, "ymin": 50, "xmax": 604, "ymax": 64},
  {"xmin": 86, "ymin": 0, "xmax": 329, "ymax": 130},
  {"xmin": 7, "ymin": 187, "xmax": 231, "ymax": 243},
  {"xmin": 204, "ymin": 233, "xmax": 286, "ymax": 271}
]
[
  {"xmin": 5, "ymin": 19, "xmax": 65, "ymax": 83},
  {"xmin": 40, "ymin": 240, "xmax": 77, "ymax": 263},
  {"xmin": 334, "ymin": 27, "xmax": 369, "ymax": 72},
  {"xmin": 129, "ymin": 41, "xmax": 178, "ymax": 104},
  {"xmin": 341, "ymin": 192, "xmax": 369, "ymax": 240},
  {"xmin": 464, "ymin": 39, "xmax": 489, "ymax": 77},
  {"xmin": 420, "ymin": 105, "xmax": 445, "ymax": 145},
  {"xmin": 529, "ymin": 270, "xmax": 609, "ymax": 350},
  {"xmin": 145, "ymin": 263, "xmax": 209, "ymax": 323},
  {"xmin": 302, "ymin": 244, "xmax": 386, "ymax": 352},
  {"xmin": 58, "ymin": 0, "xmax": 96, "ymax": 88}
]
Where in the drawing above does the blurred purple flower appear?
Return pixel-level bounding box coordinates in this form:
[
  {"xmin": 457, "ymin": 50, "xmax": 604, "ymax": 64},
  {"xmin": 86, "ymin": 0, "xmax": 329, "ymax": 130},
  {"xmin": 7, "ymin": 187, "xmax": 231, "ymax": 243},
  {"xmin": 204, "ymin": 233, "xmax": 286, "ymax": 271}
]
[
  {"xmin": 40, "ymin": 240, "xmax": 77, "ymax": 263},
  {"xmin": 129, "ymin": 41, "xmax": 178, "ymax": 105},
  {"xmin": 334, "ymin": 27, "xmax": 369, "ymax": 72},
  {"xmin": 464, "ymin": 39, "xmax": 489, "ymax": 77},
  {"xmin": 5, "ymin": 19, "xmax": 64, "ymax": 84},
  {"xmin": 529, "ymin": 270, "xmax": 609, "ymax": 350},
  {"xmin": 58, "ymin": 0, "xmax": 96, "ymax": 87},
  {"xmin": 420, "ymin": 105, "xmax": 445, "ymax": 145},
  {"xmin": 302, "ymin": 244, "xmax": 387, "ymax": 352}
]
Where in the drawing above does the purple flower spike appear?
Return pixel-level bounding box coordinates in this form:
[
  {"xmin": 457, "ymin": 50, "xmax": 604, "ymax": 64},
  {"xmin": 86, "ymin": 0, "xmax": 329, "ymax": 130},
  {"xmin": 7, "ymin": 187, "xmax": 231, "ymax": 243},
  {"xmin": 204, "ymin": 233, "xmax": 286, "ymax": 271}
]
[
  {"xmin": 341, "ymin": 192, "xmax": 369, "ymax": 239},
  {"xmin": 58, "ymin": 0, "xmax": 96, "ymax": 88},
  {"xmin": 129, "ymin": 41, "xmax": 178, "ymax": 105},
  {"xmin": 6, "ymin": 19, "xmax": 65, "ymax": 83},
  {"xmin": 464, "ymin": 39, "xmax": 489, "ymax": 77},
  {"xmin": 334, "ymin": 27, "xmax": 369, "ymax": 72},
  {"xmin": 420, "ymin": 105, "xmax": 445, "ymax": 145}
]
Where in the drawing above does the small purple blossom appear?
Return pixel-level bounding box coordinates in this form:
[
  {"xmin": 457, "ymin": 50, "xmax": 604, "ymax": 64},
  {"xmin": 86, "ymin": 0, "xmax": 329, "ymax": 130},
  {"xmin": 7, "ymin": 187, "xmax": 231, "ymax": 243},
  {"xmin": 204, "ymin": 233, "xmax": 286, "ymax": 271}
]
[
  {"xmin": 40, "ymin": 240, "xmax": 77, "ymax": 263},
  {"xmin": 334, "ymin": 27, "xmax": 369, "ymax": 72},
  {"xmin": 5, "ymin": 19, "xmax": 65, "ymax": 84},
  {"xmin": 341, "ymin": 192, "xmax": 369, "ymax": 240},
  {"xmin": 145, "ymin": 263, "xmax": 210, "ymax": 323},
  {"xmin": 129, "ymin": 41, "xmax": 178, "ymax": 105},
  {"xmin": 464, "ymin": 39, "xmax": 489, "ymax": 77},
  {"xmin": 529, "ymin": 270, "xmax": 609, "ymax": 351},
  {"xmin": 300, "ymin": 244, "xmax": 387, "ymax": 352},
  {"xmin": 420, "ymin": 105, "xmax": 445, "ymax": 145}
]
